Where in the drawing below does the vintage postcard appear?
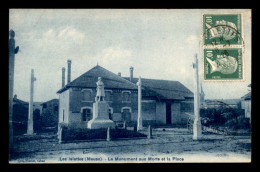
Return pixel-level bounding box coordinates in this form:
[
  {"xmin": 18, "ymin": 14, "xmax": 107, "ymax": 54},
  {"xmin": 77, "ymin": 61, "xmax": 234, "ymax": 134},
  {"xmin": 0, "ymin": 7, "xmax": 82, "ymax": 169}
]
[{"xmin": 9, "ymin": 9, "xmax": 251, "ymax": 163}]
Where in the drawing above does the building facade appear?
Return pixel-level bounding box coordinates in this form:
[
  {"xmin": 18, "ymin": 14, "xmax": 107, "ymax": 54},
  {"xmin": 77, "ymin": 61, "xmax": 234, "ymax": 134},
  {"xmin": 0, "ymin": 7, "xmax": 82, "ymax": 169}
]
[
  {"xmin": 57, "ymin": 64, "xmax": 194, "ymax": 128},
  {"xmin": 241, "ymin": 92, "xmax": 251, "ymax": 122}
]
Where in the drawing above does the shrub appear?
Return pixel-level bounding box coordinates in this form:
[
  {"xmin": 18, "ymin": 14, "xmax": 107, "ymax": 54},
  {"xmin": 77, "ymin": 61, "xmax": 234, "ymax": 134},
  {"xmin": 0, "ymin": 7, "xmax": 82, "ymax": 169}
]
[
  {"xmin": 61, "ymin": 126, "xmax": 146, "ymax": 142},
  {"xmin": 224, "ymin": 115, "xmax": 250, "ymax": 130}
]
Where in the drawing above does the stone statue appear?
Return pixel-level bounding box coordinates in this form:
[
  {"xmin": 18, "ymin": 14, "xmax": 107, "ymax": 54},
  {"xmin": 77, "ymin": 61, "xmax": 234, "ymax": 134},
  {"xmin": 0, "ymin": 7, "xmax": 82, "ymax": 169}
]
[
  {"xmin": 88, "ymin": 76, "xmax": 114, "ymax": 129},
  {"xmin": 96, "ymin": 77, "xmax": 105, "ymax": 101}
]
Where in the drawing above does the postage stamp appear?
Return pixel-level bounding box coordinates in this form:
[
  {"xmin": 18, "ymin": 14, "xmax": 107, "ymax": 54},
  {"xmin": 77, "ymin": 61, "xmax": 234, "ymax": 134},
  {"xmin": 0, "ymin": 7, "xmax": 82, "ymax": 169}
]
[
  {"xmin": 203, "ymin": 14, "xmax": 243, "ymax": 46},
  {"xmin": 204, "ymin": 48, "xmax": 243, "ymax": 80}
]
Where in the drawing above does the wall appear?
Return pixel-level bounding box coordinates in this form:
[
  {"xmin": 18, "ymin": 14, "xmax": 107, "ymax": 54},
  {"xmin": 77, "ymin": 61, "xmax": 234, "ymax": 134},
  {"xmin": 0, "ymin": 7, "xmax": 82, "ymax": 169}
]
[
  {"xmin": 155, "ymin": 102, "xmax": 166, "ymax": 124},
  {"xmin": 59, "ymin": 87, "xmax": 191, "ymax": 127},
  {"xmin": 241, "ymin": 100, "xmax": 245, "ymax": 109},
  {"xmin": 171, "ymin": 101, "xmax": 181, "ymax": 124},
  {"xmin": 179, "ymin": 100, "xmax": 194, "ymax": 124},
  {"xmin": 128, "ymin": 100, "xmax": 157, "ymax": 126},
  {"xmin": 244, "ymin": 100, "xmax": 251, "ymax": 119},
  {"xmin": 59, "ymin": 89, "xmax": 70, "ymax": 124}
]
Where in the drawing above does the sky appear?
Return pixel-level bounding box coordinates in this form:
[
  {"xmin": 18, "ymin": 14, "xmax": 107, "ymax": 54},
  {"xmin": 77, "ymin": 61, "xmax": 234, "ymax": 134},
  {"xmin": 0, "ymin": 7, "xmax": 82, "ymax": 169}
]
[{"xmin": 9, "ymin": 9, "xmax": 251, "ymax": 102}]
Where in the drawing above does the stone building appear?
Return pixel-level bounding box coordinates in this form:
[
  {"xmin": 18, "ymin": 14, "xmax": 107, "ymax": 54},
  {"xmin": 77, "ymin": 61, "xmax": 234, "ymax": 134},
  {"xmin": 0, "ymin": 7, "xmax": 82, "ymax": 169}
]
[
  {"xmin": 57, "ymin": 63, "xmax": 194, "ymax": 128},
  {"xmin": 41, "ymin": 99, "xmax": 59, "ymax": 128},
  {"xmin": 241, "ymin": 92, "xmax": 251, "ymax": 123}
]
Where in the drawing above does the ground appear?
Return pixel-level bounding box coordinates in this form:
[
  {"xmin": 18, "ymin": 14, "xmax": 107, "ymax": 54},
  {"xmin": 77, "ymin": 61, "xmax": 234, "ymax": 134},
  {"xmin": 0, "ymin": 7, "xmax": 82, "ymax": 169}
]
[{"xmin": 10, "ymin": 127, "xmax": 251, "ymax": 163}]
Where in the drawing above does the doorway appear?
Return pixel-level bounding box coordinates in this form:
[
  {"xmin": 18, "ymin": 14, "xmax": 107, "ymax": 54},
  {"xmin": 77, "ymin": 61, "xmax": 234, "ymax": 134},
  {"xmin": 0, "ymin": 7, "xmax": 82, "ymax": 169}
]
[
  {"xmin": 82, "ymin": 108, "xmax": 92, "ymax": 122},
  {"xmin": 122, "ymin": 108, "xmax": 131, "ymax": 124},
  {"xmin": 166, "ymin": 103, "xmax": 171, "ymax": 124}
]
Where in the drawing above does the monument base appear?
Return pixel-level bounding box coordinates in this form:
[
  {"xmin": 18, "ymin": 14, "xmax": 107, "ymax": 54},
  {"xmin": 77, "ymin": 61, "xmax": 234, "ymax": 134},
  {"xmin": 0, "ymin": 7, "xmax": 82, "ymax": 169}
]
[
  {"xmin": 87, "ymin": 101, "xmax": 115, "ymax": 129},
  {"xmin": 24, "ymin": 132, "xmax": 36, "ymax": 136},
  {"xmin": 87, "ymin": 119, "xmax": 115, "ymax": 129},
  {"xmin": 192, "ymin": 120, "xmax": 202, "ymax": 140}
]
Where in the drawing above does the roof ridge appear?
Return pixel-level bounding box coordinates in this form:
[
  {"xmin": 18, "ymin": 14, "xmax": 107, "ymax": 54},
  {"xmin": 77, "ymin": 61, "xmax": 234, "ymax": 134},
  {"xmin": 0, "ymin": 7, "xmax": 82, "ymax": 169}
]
[
  {"xmin": 86, "ymin": 65, "xmax": 138, "ymax": 87},
  {"xmin": 123, "ymin": 76, "xmax": 180, "ymax": 82},
  {"xmin": 67, "ymin": 65, "xmax": 99, "ymax": 86},
  {"xmin": 149, "ymin": 87, "xmax": 192, "ymax": 93},
  {"xmin": 57, "ymin": 65, "xmax": 103, "ymax": 93},
  {"xmin": 57, "ymin": 65, "xmax": 138, "ymax": 94}
]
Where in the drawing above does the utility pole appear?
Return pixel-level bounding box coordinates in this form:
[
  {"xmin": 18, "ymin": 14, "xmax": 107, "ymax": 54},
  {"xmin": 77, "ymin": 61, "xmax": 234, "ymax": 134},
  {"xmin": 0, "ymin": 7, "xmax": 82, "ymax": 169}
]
[
  {"xmin": 137, "ymin": 76, "xmax": 143, "ymax": 131},
  {"xmin": 193, "ymin": 54, "xmax": 202, "ymax": 140},
  {"xmin": 9, "ymin": 30, "xmax": 19, "ymax": 157},
  {"xmin": 27, "ymin": 69, "xmax": 36, "ymax": 135}
]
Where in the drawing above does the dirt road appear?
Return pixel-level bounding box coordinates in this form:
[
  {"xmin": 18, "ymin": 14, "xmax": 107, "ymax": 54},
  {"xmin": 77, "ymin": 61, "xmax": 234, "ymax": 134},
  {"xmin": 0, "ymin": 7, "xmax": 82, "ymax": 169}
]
[{"xmin": 10, "ymin": 128, "xmax": 251, "ymax": 163}]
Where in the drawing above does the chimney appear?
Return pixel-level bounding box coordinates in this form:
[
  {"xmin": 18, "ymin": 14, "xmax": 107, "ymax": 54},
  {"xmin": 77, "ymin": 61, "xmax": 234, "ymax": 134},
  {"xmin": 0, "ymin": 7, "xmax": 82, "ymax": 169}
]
[
  {"xmin": 130, "ymin": 66, "xmax": 134, "ymax": 81},
  {"xmin": 67, "ymin": 60, "xmax": 71, "ymax": 84},
  {"xmin": 118, "ymin": 72, "xmax": 121, "ymax": 77},
  {"xmin": 62, "ymin": 67, "xmax": 65, "ymax": 87}
]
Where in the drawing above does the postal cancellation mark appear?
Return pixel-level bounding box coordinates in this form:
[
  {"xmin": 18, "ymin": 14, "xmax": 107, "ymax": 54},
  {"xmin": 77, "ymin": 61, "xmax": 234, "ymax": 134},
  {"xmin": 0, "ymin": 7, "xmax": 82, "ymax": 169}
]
[
  {"xmin": 203, "ymin": 14, "xmax": 243, "ymax": 46},
  {"xmin": 202, "ymin": 13, "xmax": 244, "ymax": 81}
]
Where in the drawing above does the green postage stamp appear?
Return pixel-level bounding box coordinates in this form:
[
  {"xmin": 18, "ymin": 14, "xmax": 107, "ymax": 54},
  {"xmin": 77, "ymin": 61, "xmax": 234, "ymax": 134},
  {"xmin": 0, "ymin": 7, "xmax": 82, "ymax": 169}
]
[
  {"xmin": 204, "ymin": 48, "xmax": 243, "ymax": 80},
  {"xmin": 203, "ymin": 14, "xmax": 243, "ymax": 46},
  {"xmin": 203, "ymin": 13, "xmax": 244, "ymax": 81}
]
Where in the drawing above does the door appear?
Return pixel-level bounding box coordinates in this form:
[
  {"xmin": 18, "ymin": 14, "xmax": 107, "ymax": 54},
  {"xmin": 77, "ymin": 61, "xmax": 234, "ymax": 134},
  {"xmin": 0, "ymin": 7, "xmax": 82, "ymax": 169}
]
[
  {"xmin": 166, "ymin": 103, "xmax": 171, "ymax": 124},
  {"xmin": 122, "ymin": 109, "xmax": 131, "ymax": 123}
]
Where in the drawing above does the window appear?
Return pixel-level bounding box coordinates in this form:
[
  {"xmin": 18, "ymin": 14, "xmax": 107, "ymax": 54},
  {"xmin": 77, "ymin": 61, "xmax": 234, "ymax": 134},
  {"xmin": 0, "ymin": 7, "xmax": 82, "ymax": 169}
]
[
  {"xmin": 43, "ymin": 104, "xmax": 47, "ymax": 108},
  {"xmin": 122, "ymin": 91, "xmax": 131, "ymax": 102},
  {"xmin": 82, "ymin": 108, "xmax": 92, "ymax": 122},
  {"xmin": 105, "ymin": 90, "xmax": 112, "ymax": 101},
  {"xmin": 181, "ymin": 102, "xmax": 194, "ymax": 112},
  {"xmin": 62, "ymin": 110, "xmax": 65, "ymax": 122},
  {"xmin": 82, "ymin": 89, "xmax": 92, "ymax": 101}
]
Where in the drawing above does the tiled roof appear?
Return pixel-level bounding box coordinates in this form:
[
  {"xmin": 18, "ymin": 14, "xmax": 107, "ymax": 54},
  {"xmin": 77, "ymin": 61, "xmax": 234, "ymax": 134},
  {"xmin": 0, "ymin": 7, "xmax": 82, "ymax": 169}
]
[
  {"xmin": 57, "ymin": 65, "xmax": 138, "ymax": 93},
  {"xmin": 124, "ymin": 77, "xmax": 194, "ymax": 100},
  {"xmin": 13, "ymin": 98, "xmax": 28, "ymax": 105},
  {"xmin": 241, "ymin": 92, "xmax": 251, "ymax": 100},
  {"xmin": 13, "ymin": 98, "xmax": 42, "ymax": 107},
  {"xmin": 57, "ymin": 65, "xmax": 193, "ymax": 100},
  {"xmin": 41, "ymin": 99, "xmax": 59, "ymax": 105}
]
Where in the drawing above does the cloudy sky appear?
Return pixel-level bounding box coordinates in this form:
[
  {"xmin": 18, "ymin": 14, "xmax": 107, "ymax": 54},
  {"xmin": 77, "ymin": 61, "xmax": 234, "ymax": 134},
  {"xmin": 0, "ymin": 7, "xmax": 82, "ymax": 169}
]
[{"xmin": 9, "ymin": 9, "xmax": 251, "ymax": 102}]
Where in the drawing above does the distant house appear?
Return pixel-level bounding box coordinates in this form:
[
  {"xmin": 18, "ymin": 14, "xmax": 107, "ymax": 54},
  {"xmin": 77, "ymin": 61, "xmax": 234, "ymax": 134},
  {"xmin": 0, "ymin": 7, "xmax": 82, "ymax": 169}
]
[
  {"xmin": 57, "ymin": 64, "xmax": 194, "ymax": 128},
  {"xmin": 12, "ymin": 95, "xmax": 28, "ymax": 135},
  {"xmin": 12, "ymin": 95, "xmax": 42, "ymax": 135},
  {"xmin": 41, "ymin": 99, "xmax": 59, "ymax": 128},
  {"xmin": 241, "ymin": 92, "xmax": 251, "ymax": 122}
]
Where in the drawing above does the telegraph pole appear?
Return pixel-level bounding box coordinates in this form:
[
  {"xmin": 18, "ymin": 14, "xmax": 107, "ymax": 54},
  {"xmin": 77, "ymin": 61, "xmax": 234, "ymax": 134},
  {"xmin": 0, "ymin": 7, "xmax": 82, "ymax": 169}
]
[
  {"xmin": 27, "ymin": 69, "xmax": 36, "ymax": 135},
  {"xmin": 9, "ymin": 30, "xmax": 19, "ymax": 157},
  {"xmin": 137, "ymin": 76, "xmax": 143, "ymax": 131},
  {"xmin": 193, "ymin": 54, "xmax": 202, "ymax": 140}
]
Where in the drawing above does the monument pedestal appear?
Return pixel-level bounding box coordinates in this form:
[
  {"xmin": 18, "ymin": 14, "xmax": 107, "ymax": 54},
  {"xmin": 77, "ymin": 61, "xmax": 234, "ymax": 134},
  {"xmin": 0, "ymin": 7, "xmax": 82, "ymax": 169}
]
[
  {"xmin": 87, "ymin": 101, "xmax": 115, "ymax": 129},
  {"xmin": 192, "ymin": 119, "xmax": 202, "ymax": 140}
]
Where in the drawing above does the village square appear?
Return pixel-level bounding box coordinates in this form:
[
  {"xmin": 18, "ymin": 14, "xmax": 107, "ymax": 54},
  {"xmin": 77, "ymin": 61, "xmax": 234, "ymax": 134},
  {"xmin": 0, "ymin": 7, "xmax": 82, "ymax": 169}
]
[{"xmin": 9, "ymin": 9, "xmax": 251, "ymax": 163}]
